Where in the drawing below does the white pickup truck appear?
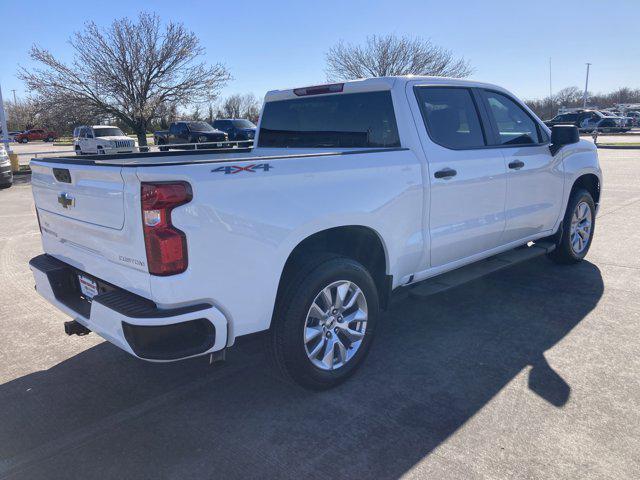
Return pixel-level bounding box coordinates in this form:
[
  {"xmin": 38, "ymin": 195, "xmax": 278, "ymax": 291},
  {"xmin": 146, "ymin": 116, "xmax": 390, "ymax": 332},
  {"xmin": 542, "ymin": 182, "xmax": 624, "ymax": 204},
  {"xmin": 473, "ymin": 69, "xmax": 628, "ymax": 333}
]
[{"xmin": 29, "ymin": 77, "xmax": 601, "ymax": 389}]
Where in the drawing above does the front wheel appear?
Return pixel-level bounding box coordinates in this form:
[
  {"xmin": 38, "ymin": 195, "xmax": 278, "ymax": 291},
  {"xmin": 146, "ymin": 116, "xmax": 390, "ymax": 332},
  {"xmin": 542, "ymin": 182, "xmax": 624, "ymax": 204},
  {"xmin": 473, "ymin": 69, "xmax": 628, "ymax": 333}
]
[
  {"xmin": 21, "ymin": 138, "xmax": 28, "ymax": 143},
  {"xmin": 268, "ymin": 255, "xmax": 379, "ymax": 390},
  {"xmin": 548, "ymin": 188, "xmax": 596, "ymax": 264}
]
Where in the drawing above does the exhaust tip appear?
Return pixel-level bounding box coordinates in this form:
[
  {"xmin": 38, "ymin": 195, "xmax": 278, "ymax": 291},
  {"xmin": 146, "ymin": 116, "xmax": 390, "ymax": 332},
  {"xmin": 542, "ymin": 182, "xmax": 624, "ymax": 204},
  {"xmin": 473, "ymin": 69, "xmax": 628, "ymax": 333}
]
[{"xmin": 64, "ymin": 320, "xmax": 91, "ymax": 336}]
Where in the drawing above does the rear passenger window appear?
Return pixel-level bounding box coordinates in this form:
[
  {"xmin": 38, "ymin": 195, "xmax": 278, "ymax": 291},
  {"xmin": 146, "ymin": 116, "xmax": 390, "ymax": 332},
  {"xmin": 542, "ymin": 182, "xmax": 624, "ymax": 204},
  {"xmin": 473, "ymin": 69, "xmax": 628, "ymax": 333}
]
[
  {"xmin": 483, "ymin": 91, "xmax": 541, "ymax": 145},
  {"xmin": 414, "ymin": 87, "xmax": 485, "ymax": 149},
  {"xmin": 258, "ymin": 91, "xmax": 400, "ymax": 148}
]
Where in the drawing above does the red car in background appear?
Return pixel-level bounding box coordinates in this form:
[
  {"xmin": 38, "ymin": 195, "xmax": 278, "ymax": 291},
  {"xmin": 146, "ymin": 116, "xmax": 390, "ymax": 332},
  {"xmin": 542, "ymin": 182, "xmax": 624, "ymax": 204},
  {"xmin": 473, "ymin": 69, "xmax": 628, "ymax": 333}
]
[{"xmin": 14, "ymin": 129, "xmax": 57, "ymax": 143}]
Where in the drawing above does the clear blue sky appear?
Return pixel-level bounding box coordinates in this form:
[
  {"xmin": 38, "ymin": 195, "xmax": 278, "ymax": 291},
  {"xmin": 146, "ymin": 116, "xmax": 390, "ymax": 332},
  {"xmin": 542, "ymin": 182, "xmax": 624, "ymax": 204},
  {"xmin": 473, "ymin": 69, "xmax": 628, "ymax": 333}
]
[{"xmin": 1, "ymin": 0, "xmax": 638, "ymax": 103}]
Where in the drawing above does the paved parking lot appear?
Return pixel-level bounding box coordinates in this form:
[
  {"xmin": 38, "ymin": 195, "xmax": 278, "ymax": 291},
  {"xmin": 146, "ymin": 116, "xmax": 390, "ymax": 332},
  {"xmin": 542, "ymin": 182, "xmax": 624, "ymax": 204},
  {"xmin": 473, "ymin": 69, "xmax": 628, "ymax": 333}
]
[{"xmin": 0, "ymin": 149, "xmax": 639, "ymax": 479}]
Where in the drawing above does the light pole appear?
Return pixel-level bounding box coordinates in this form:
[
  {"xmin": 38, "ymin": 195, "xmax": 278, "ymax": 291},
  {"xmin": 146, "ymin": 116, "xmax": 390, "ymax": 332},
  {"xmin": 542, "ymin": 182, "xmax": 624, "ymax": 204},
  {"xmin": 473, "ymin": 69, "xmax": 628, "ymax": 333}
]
[
  {"xmin": 549, "ymin": 57, "xmax": 552, "ymax": 98},
  {"xmin": 0, "ymin": 82, "xmax": 11, "ymax": 154},
  {"xmin": 11, "ymin": 89, "xmax": 17, "ymax": 104},
  {"xmin": 582, "ymin": 63, "xmax": 592, "ymax": 108}
]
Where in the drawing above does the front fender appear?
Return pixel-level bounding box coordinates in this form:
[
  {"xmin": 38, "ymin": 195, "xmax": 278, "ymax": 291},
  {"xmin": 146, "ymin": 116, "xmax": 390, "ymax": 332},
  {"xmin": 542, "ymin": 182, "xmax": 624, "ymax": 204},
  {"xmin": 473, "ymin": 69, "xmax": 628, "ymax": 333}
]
[{"xmin": 554, "ymin": 139, "xmax": 602, "ymax": 229}]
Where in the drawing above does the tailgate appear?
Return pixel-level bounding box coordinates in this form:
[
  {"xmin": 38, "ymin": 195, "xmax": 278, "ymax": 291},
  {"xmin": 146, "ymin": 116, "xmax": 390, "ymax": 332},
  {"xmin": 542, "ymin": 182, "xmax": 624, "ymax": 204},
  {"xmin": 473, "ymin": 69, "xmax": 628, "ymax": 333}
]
[
  {"xmin": 31, "ymin": 161, "xmax": 125, "ymax": 229},
  {"xmin": 30, "ymin": 159, "xmax": 152, "ymax": 298}
]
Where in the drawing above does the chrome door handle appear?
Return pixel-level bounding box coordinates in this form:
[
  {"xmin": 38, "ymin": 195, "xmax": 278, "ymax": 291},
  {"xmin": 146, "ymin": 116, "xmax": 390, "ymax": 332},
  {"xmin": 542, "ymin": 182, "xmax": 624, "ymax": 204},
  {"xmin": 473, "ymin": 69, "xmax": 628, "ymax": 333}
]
[
  {"xmin": 434, "ymin": 168, "xmax": 457, "ymax": 179},
  {"xmin": 508, "ymin": 160, "xmax": 525, "ymax": 170}
]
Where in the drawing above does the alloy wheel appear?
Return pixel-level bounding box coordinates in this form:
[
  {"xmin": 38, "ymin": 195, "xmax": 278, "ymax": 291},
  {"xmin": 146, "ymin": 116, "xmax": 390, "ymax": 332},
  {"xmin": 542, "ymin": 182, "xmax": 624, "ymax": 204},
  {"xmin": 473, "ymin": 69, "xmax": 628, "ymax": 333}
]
[
  {"xmin": 303, "ymin": 280, "xmax": 368, "ymax": 371},
  {"xmin": 570, "ymin": 201, "xmax": 592, "ymax": 254}
]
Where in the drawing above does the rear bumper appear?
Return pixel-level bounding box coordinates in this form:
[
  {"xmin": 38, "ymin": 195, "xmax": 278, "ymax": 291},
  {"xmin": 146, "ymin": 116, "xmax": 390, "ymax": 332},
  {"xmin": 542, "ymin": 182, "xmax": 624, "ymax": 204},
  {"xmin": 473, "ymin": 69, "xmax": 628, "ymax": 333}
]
[{"xmin": 29, "ymin": 254, "xmax": 227, "ymax": 361}]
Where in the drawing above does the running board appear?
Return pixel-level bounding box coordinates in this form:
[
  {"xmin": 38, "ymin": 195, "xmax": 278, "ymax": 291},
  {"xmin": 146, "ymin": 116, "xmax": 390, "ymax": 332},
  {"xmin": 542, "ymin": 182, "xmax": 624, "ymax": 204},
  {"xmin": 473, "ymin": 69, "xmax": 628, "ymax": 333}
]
[{"xmin": 409, "ymin": 242, "xmax": 556, "ymax": 298}]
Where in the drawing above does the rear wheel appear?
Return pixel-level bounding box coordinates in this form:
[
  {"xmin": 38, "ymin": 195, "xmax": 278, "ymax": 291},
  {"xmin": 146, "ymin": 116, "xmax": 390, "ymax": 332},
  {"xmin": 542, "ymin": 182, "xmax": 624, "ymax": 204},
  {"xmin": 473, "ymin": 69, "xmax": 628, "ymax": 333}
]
[
  {"xmin": 548, "ymin": 188, "xmax": 596, "ymax": 264},
  {"xmin": 75, "ymin": 146, "xmax": 82, "ymax": 156},
  {"xmin": 268, "ymin": 254, "xmax": 379, "ymax": 390},
  {"xmin": 21, "ymin": 138, "xmax": 28, "ymax": 144},
  {"xmin": 46, "ymin": 136, "xmax": 54, "ymax": 142}
]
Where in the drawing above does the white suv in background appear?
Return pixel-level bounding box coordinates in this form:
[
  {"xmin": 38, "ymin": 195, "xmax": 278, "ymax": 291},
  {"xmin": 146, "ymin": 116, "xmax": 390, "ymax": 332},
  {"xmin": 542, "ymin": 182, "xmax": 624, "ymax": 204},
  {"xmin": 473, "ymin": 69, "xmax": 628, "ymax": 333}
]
[
  {"xmin": 0, "ymin": 143, "xmax": 13, "ymax": 188},
  {"xmin": 74, "ymin": 126, "xmax": 137, "ymax": 155}
]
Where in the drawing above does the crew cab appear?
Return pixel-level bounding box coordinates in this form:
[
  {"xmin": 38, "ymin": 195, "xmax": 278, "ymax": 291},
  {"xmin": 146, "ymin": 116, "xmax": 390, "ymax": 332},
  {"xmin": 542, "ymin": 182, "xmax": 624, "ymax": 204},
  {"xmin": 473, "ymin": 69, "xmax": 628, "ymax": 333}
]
[
  {"xmin": 154, "ymin": 121, "xmax": 228, "ymax": 151},
  {"xmin": 29, "ymin": 77, "xmax": 601, "ymax": 390},
  {"xmin": 211, "ymin": 119, "xmax": 256, "ymax": 145},
  {"xmin": 74, "ymin": 125, "xmax": 137, "ymax": 155},
  {"xmin": 14, "ymin": 128, "xmax": 57, "ymax": 143}
]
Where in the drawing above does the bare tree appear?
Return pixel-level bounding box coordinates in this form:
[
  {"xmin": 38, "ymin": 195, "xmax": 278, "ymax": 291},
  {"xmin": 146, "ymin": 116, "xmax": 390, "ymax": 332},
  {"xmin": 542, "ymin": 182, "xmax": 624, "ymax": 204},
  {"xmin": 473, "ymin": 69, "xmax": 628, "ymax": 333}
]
[
  {"xmin": 241, "ymin": 93, "xmax": 261, "ymax": 123},
  {"xmin": 20, "ymin": 12, "xmax": 231, "ymax": 146},
  {"xmin": 215, "ymin": 93, "xmax": 260, "ymax": 122},
  {"xmin": 325, "ymin": 34, "xmax": 472, "ymax": 81},
  {"xmin": 553, "ymin": 86, "xmax": 582, "ymax": 107},
  {"xmin": 5, "ymin": 98, "xmax": 41, "ymax": 131},
  {"xmin": 218, "ymin": 94, "xmax": 243, "ymax": 118},
  {"xmin": 6, "ymin": 96, "xmax": 101, "ymax": 134}
]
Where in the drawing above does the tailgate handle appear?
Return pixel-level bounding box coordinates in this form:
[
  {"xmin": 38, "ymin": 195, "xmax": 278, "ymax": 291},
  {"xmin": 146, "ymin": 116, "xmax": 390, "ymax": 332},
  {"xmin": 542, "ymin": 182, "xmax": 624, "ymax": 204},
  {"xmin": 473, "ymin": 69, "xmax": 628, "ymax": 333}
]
[{"xmin": 53, "ymin": 168, "xmax": 72, "ymax": 183}]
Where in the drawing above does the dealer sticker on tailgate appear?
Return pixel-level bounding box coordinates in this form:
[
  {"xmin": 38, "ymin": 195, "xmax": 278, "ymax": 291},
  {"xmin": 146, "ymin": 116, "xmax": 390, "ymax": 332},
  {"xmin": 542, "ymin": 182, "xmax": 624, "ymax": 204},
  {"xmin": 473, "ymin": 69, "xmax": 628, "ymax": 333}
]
[{"xmin": 78, "ymin": 275, "xmax": 99, "ymax": 299}]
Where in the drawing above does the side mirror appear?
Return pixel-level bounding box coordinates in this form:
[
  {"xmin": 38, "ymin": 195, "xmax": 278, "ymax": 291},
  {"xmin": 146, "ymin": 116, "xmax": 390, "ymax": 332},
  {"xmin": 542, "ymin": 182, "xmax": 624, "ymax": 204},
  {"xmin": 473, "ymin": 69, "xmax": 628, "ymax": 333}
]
[{"xmin": 550, "ymin": 125, "xmax": 579, "ymax": 155}]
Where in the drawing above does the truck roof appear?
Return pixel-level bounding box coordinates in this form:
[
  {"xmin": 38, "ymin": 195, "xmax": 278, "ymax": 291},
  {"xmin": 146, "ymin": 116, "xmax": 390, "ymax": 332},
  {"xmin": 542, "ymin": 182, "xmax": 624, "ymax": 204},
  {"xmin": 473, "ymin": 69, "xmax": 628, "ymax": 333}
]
[{"xmin": 265, "ymin": 76, "xmax": 509, "ymax": 102}]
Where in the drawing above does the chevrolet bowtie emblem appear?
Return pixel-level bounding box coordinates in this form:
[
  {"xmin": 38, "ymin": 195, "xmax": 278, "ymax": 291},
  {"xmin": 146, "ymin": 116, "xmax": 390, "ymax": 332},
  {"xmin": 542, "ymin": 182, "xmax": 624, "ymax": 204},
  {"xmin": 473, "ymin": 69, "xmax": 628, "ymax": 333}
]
[{"xmin": 57, "ymin": 192, "xmax": 75, "ymax": 209}]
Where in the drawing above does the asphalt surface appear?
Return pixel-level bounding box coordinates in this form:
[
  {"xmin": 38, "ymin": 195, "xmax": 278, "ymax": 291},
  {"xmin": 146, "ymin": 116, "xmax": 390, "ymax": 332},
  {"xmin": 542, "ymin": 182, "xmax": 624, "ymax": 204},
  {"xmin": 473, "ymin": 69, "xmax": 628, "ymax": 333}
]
[{"xmin": 0, "ymin": 149, "xmax": 639, "ymax": 479}]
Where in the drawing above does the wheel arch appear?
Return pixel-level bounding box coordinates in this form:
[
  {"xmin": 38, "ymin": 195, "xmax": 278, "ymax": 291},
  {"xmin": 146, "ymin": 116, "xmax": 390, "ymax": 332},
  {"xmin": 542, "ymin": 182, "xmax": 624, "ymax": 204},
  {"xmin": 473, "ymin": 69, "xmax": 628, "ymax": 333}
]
[
  {"xmin": 571, "ymin": 173, "xmax": 601, "ymax": 207},
  {"xmin": 276, "ymin": 225, "xmax": 392, "ymax": 312}
]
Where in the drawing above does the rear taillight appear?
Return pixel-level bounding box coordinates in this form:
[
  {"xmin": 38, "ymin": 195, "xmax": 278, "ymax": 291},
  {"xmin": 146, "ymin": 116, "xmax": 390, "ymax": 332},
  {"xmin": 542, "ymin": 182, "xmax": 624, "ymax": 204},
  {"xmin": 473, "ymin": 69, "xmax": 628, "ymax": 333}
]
[{"xmin": 141, "ymin": 182, "xmax": 192, "ymax": 276}]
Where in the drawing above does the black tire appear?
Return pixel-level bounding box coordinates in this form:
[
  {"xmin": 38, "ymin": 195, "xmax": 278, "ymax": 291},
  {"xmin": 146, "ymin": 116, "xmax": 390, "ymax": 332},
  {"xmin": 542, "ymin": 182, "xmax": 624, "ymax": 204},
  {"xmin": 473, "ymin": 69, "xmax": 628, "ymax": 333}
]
[
  {"xmin": 97, "ymin": 147, "xmax": 105, "ymax": 155},
  {"xmin": 46, "ymin": 136, "xmax": 54, "ymax": 142},
  {"xmin": 548, "ymin": 188, "xmax": 596, "ymax": 264},
  {"xmin": 21, "ymin": 138, "xmax": 28, "ymax": 144},
  {"xmin": 268, "ymin": 254, "xmax": 379, "ymax": 390},
  {"xmin": 75, "ymin": 146, "xmax": 82, "ymax": 156}
]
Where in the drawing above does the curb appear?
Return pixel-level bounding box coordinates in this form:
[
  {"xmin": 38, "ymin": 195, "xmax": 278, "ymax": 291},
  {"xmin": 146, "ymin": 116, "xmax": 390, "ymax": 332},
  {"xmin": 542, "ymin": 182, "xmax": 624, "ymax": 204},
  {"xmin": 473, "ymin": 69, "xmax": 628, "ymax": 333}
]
[{"xmin": 596, "ymin": 145, "xmax": 640, "ymax": 150}]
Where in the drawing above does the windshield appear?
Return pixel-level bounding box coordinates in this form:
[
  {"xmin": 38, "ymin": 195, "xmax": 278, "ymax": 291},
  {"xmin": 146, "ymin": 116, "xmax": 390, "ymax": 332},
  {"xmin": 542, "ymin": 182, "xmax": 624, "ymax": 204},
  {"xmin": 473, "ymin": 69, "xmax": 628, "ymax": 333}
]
[
  {"xmin": 188, "ymin": 122, "xmax": 215, "ymax": 132},
  {"xmin": 232, "ymin": 119, "xmax": 256, "ymax": 129},
  {"xmin": 93, "ymin": 127, "xmax": 125, "ymax": 137}
]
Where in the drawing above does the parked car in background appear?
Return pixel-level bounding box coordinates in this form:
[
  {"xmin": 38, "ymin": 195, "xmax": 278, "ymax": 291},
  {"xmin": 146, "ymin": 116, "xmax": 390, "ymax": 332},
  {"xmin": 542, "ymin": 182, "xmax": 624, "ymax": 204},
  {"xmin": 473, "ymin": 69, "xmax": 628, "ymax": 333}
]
[
  {"xmin": 0, "ymin": 143, "xmax": 13, "ymax": 188},
  {"xmin": 625, "ymin": 111, "xmax": 640, "ymax": 126},
  {"xmin": 545, "ymin": 110, "xmax": 630, "ymax": 133},
  {"xmin": 579, "ymin": 111, "xmax": 630, "ymax": 133},
  {"xmin": 2, "ymin": 131, "xmax": 23, "ymax": 142},
  {"xmin": 211, "ymin": 119, "xmax": 256, "ymax": 145},
  {"xmin": 154, "ymin": 121, "xmax": 228, "ymax": 151},
  {"xmin": 74, "ymin": 126, "xmax": 137, "ymax": 155},
  {"xmin": 29, "ymin": 76, "xmax": 601, "ymax": 389},
  {"xmin": 14, "ymin": 129, "xmax": 57, "ymax": 143}
]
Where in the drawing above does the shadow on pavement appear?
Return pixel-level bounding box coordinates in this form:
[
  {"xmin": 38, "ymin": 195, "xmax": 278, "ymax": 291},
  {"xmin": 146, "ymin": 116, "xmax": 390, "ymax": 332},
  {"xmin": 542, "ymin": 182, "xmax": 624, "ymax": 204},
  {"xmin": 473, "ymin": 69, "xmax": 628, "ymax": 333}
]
[{"xmin": 0, "ymin": 257, "xmax": 603, "ymax": 479}]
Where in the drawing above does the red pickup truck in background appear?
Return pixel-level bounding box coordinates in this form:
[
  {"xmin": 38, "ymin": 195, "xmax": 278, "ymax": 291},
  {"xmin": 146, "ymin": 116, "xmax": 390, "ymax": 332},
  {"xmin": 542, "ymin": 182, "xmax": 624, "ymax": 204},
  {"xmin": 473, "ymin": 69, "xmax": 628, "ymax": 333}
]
[{"xmin": 14, "ymin": 129, "xmax": 57, "ymax": 143}]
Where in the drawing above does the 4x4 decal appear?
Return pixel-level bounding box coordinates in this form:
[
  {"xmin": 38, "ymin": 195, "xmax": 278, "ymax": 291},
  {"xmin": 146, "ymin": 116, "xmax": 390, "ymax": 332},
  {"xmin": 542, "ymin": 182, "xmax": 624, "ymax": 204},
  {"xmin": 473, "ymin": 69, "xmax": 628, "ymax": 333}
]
[{"xmin": 212, "ymin": 163, "xmax": 273, "ymax": 174}]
